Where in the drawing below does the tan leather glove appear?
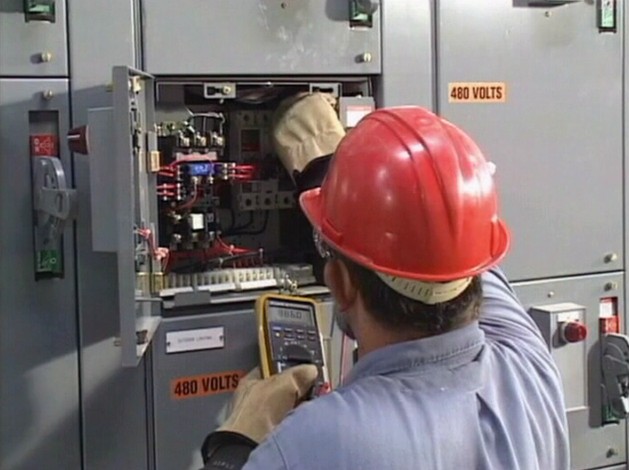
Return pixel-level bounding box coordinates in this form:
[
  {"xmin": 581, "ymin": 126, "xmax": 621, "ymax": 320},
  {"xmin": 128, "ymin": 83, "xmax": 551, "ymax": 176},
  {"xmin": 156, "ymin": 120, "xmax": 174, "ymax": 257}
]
[
  {"xmin": 217, "ymin": 365, "xmax": 319, "ymax": 443},
  {"xmin": 272, "ymin": 92, "xmax": 346, "ymax": 182}
]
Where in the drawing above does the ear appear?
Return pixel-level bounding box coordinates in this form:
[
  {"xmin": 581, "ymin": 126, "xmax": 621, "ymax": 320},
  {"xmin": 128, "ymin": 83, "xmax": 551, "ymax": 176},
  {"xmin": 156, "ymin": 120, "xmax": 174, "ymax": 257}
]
[{"xmin": 324, "ymin": 259, "xmax": 358, "ymax": 312}]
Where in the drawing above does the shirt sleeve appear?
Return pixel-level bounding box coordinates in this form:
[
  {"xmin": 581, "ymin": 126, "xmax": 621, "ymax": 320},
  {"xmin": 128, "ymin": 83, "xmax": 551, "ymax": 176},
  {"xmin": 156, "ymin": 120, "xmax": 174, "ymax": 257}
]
[
  {"xmin": 242, "ymin": 435, "xmax": 289, "ymax": 470},
  {"xmin": 479, "ymin": 267, "xmax": 548, "ymax": 352}
]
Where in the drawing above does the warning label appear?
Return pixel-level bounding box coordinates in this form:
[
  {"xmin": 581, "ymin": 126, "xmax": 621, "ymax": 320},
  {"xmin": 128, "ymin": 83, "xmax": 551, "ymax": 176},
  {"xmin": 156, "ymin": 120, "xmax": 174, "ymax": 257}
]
[
  {"xmin": 448, "ymin": 82, "xmax": 507, "ymax": 103},
  {"xmin": 171, "ymin": 370, "xmax": 245, "ymax": 400},
  {"xmin": 30, "ymin": 134, "xmax": 59, "ymax": 157}
]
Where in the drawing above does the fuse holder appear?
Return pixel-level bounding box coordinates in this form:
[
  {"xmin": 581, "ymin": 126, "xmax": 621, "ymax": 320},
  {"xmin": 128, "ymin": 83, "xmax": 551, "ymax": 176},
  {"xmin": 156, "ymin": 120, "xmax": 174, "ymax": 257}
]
[{"xmin": 561, "ymin": 321, "xmax": 588, "ymax": 343}]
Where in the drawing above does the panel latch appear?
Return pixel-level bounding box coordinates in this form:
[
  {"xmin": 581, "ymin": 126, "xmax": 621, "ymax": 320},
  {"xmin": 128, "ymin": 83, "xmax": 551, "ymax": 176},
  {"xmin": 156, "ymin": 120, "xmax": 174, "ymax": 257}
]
[
  {"xmin": 32, "ymin": 156, "xmax": 77, "ymax": 251},
  {"xmin": 601, "ymin": 334, "xmax": 629, "ymax": 420}
]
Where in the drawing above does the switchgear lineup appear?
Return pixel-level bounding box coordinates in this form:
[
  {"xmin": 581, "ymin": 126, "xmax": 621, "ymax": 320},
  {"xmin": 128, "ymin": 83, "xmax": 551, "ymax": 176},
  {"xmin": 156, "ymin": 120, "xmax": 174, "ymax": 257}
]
[{"xmin": 0, "ymin": 1, "xmax": 627, "ymax": 469}]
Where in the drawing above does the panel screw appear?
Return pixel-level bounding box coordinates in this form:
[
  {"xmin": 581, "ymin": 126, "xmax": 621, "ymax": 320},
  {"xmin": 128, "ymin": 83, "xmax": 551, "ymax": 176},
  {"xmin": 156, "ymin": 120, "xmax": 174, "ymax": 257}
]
[
  {"xmin": 607, "ymin": 447, "xmax": 618, "ymax": 458},
  {"xmin": 544, "ymin": 11, "xmax": 552, "ymax": 18},
  {"xmin": 547, "ymin": 291, "xmax": 555, "ymax": 298},
  {"xmin": 42, "ymin": 90, "xmax": 54, "ymax": 100},
  {"xmin": 605, "ymin": 253, "xmax": 618, "ymax": 263},
  {"xmin": 40, "ymin": 51, "xmax": 53, "ymax": 63},
  {"xmin": 605, "ymin": 282, "xmax": 618, "ymax": 292},
  {"xmin": 222, "ymin": 86, "xmax": 232, "ymax": 95},
  {"xmin": 360, "ymin": 52, "xmax": 373, "ymax": 63}
]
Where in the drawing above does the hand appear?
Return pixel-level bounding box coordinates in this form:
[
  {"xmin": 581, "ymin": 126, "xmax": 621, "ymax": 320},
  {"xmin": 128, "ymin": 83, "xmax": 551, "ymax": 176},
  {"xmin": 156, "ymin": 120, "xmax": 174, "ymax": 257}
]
[
  {"xmin": 217, "ymin": 365, "xmax": 319, "ymax": 443},
  {"xmin": 272, "ymin": 92, "xmax": 346, "ymax": 184}
]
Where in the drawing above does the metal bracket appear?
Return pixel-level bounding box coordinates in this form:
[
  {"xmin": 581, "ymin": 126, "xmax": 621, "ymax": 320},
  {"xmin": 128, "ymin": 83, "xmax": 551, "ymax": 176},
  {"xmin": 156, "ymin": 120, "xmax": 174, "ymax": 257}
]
[
  {"xmin": 526, "ymin": 0, "xmax": 580, "ymax": 5},
  {"xmin": 601, "ymin": 333, "xmax": 629, "ymax": 419},
  {"xmin": 32, "ymin": 156, "xmax": 77, "ymax": 250},
  {"xmin": 309, "ymin": 83, "xmax": 341, "ymax": 98},
  {"xmin": 203, "ymin": 82, "xmax": 237, "ymax": 100}
]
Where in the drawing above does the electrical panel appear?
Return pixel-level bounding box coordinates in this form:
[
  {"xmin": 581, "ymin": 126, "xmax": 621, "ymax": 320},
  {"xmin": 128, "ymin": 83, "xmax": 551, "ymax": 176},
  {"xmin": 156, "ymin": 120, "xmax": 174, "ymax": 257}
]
[
  {"xmin": 142, "ymin": 0, "xmax": 381, "ymax": 75},
  {"xmin": 151, "ymin": 297, "xmax": 351, "ymax": 470},
  {"xmin": 0, "ymin": 78, "xmax": 80, "ymax": 469},
  {"xmin": 436, "ymin": 0, "xmax": 623, "ymax": 281},
  {"xmin": 515, "ymin": 275, "xmax": 626, "ymax": 470},
  {"xmin": 73, "ymin": 68, "xmax": 375, "ymax": 366},
  {"xmin": 0, "ymin": 0, "xmax": 68, "ymax": 77},
  {"xmin": 3, "ymin": 1, "xmax": 625, "ymax": 469},
  {"xmin": 154, "ymin": 78, "xmax": 374, "ymax": 302}
]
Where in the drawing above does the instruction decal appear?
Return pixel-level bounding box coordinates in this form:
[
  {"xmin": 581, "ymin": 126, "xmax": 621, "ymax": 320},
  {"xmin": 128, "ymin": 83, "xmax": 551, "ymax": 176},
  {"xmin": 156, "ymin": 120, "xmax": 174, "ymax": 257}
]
[
  {"xmin": 30, "ymin": 134, "xmax": 58, "ymax": 157},
  {"xmin": 171, "ymin": 370, "xmax": 245, "ymax": 400},
  {"xmin": 448, "ymin": 82, "xmax": 507, "ymax": 103},
  {"xmin": 166, "ymin": 326, "xmax": 225, "ymax": 354}
]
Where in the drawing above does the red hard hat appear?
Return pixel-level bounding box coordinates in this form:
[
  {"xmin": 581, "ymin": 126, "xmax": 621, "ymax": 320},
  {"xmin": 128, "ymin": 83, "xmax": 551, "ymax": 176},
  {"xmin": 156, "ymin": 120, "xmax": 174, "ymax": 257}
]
[{"xmin": 299, "ymin": 106, "xmax": 510, "ymax": 282}]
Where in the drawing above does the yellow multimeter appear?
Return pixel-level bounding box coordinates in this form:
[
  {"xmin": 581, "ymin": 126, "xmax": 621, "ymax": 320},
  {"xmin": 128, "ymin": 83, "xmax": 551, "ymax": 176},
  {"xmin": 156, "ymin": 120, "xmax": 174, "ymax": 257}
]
[{"xmin": 255, "ymin": 293, "xmax": 331, "ymax": 397}]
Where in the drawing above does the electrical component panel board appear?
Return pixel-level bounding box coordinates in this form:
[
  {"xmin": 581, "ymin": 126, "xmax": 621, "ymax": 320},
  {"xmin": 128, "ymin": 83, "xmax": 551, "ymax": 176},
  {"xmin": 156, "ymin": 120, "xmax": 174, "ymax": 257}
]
[{"xmin": 76, "ymin": 68, "xmax": 375, "ymax": 366}]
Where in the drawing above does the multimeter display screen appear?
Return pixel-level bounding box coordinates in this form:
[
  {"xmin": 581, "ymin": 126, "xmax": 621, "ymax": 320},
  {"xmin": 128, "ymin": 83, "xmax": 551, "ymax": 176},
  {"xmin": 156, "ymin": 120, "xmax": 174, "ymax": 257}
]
[{"xmin": 268, "ymin": 301, "xmax": 315, "ymax": 326}]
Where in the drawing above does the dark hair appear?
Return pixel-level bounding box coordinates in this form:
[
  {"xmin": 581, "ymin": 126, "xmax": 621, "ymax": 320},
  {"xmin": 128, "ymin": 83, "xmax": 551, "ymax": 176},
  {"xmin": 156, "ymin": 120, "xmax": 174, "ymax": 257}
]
[{"xmin": 339, "ymin": 255, "xmax": 483, "ymax": 337}]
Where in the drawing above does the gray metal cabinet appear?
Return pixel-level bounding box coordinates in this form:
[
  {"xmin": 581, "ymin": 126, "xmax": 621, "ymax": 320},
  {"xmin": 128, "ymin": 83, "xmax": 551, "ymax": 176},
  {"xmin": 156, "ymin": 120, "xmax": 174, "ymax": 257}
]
[
  {"xmin": 152, "ymin": 311, "xmax": 259, "ymax": 470},
  {"xmin": 437, "ymin": 1, "xmax": 623, "ymax": 281},
  {"xmin": 67, "ymin": 4, "xmax": 153, "ymax": 466},
  {"xmin": 513, "ymin": 273, "xmax": 625, "ymax": 470},
  {"xmin": 376, "ymin": 0, "xmax": 433, "ymax": 109},
  {"xmin": 142, "ymin": 0, "xmax": 381, "ymax": 75},
  {"xmin": 0, "ymin": 0, "xmax": 69, "ymax": 77},
  {"xmin": 0, "ymin": 79, "xmax": 79, "ymax": 469}
]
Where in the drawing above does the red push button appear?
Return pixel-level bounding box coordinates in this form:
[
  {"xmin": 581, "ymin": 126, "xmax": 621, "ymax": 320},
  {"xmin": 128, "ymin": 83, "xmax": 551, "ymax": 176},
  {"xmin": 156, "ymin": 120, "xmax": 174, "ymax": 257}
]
[{"xmin": 561, "ymin": 321, "xmax": 588, "ymax": 343}]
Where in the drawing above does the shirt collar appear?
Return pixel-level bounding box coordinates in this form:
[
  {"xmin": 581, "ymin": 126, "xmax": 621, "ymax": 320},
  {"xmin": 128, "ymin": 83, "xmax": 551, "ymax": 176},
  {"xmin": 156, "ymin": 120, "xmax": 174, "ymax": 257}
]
[{"xmin": 344, "ymin": 321, "xmax": 485, "ymax": 385}]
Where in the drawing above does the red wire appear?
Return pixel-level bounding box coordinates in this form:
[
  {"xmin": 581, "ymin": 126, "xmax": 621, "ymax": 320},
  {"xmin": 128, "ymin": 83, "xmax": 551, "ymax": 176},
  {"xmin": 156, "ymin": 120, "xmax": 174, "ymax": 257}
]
[{"xmin": 175, "ymin": 191, "xmax": 199, "ymax": 210}]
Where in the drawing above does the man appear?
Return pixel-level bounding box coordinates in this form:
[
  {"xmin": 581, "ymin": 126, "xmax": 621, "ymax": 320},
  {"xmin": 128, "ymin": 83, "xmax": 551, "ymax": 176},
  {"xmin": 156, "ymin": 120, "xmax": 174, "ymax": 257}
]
[{"xmin": 200, "ymin": 95, "xmax": 569, "ymax": 469}]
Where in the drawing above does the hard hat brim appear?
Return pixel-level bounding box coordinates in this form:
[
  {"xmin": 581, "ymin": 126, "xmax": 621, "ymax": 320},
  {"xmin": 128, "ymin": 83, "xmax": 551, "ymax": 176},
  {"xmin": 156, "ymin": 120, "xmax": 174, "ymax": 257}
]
[{"xmin": 299, "ymin": 187, "xmax": 511, "ymax": 282}]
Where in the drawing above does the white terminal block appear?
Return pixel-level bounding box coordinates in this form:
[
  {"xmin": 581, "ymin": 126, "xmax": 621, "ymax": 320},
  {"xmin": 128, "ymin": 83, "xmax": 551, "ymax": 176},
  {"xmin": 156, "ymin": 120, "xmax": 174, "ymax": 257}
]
[{"xmin": 189, "ymin": 213, "xmax": 205, "ymax": 231}]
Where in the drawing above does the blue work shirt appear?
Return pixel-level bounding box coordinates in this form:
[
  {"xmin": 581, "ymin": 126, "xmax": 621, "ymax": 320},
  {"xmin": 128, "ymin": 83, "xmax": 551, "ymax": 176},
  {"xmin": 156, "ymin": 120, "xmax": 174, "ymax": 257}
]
[{"xmin": 244, "ymin": 268, "xmax": 569, "ymax": 469}]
